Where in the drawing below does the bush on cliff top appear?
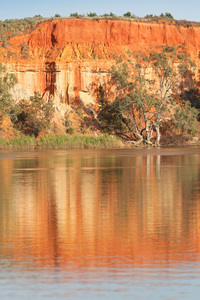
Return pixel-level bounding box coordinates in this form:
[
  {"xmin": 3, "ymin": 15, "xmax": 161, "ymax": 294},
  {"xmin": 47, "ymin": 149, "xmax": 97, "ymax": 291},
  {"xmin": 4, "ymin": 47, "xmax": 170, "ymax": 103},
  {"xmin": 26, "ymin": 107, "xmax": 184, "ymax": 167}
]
[
  {"xmin": 0, "ymin": 12, "xmax": 199, "ymax": 44},
  {"xmin": 0, "ymin": 16, "xmax": 52, "ymax": 43}
]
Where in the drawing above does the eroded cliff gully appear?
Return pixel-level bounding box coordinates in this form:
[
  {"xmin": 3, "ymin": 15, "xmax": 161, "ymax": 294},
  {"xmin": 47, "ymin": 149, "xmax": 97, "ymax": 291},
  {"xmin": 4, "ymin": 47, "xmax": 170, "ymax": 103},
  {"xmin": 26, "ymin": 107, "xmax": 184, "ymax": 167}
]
[{"xmin": 1, "ymin": 18, "xmax": 200, "ymax": 106}]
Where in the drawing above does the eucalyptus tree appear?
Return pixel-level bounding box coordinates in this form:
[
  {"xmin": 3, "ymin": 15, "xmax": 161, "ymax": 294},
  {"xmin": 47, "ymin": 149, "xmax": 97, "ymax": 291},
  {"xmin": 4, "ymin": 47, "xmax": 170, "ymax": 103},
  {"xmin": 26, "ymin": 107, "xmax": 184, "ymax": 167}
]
[{"xmin": 105, "ymin": 46, "xmax": 198, "ymax": 145}]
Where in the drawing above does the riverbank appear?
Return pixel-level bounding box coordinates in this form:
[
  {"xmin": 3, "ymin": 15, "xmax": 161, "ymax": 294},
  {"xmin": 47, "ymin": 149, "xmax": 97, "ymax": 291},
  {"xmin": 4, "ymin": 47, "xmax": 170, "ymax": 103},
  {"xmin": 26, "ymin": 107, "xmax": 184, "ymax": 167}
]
[
  {"xmin": 0, "ymin": 133, "xmax": 199, "ymax": 151},
  {"xmin": 0, "ymin": 134, "xmax": 123, "ymax": 150}
]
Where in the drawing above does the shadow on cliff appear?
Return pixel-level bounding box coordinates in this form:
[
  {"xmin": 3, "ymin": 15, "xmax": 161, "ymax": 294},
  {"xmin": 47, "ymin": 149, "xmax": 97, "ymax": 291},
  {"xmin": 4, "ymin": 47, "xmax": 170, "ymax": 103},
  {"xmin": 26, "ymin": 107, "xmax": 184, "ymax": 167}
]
[{"xmin": 45, "ymin": 62, "xmax": 57, "ymax": 97}]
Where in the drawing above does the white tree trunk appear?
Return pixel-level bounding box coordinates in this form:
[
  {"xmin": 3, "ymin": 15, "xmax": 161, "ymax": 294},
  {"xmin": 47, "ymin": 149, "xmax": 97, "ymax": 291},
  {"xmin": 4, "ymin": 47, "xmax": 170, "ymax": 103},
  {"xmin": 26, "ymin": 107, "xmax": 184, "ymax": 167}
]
[{"xmin": 155, "ymin": 126, "xmax": 161, "ymax": 146}]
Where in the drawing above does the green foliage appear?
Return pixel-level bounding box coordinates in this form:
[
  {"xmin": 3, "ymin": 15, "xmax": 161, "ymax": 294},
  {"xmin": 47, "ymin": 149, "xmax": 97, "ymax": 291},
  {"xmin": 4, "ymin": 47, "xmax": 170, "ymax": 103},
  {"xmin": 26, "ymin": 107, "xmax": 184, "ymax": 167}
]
[
  {"xmin": 54, "ymin": 14, "xmax": 61, "ymax": 18},
  {"xmin": 123, "ymin": 12, "xmax": 132, "ymax": 18},
  {"xmin": 145, "ymin": 12, "xmax": 174, "ymax": 21},
  {"xmin": 145, "ymin": 14, "xmax": 154, "ymax": 18},
  {"xmin": 164, "ymin": 12, "xmax": 174, "ymax": 19},
  {"xmin": 69, "ymin": 13, "xmax": 86, "ymax": 18},
  {"xmin": 0, "ymin": 63, "xmax": 17, "ymax": 117},
  {"xmin": 0, "ymin": 135, "xmax": 36, "ymax": 149},
  {"xmin": 180, "ymin": 87, "xmax": 200, "ymax": 122},
  {"xmin": 102, "ymin": 12, "xmax": 118, "ymax": 18},
  {"xmin": 70, "ymin": 12, "xmax": 79, "ymax": 17},
  {"xmin": 181, "ymin": 87, "xmax": 200, "ymax": 109},
  {"xmin": 175, "ymin": 101, "xmax": 198, "ymax": 134},
  {"xmin": 37, "ymin": 134, "xmax": 121, "ymax": 149},
  {"xmin": 102, "ymin": 13, "xmax": 114, "ymax": 17},
  {"xmin": 97, "ymin": 85, "xmax": 131, "ymax": 134},
  {"xmin": 0, "ymin": 16, "xmax": 53, "ymax": 43},
  {"xmin": 98, "ymin": 47, "xmax": 198, "ymax": 145},
  {"xmin": 87, "ymin": 12, "xmax": 97, "ymax": 17},
  {"xmin": 67, "ymin": 127, "xmax": 74, "ymax": 134},
  {"xmin": 0, "ymin": 134, "xmax": 122, "ymax": 149},
  {"xmin": 15, "ymin": 91, "xmax": 55, "ymax": 137},
  {"xmin": 65, "ymin": 118, "xmax": 72, "ymax": 127}
]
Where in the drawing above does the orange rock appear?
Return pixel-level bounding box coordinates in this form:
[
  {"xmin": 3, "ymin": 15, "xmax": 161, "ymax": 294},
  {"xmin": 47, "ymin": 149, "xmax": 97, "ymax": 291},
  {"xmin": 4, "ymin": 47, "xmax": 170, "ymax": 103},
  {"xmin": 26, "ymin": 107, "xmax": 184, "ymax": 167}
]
[{"xmin": 1, "ymin": 19, "xmax": 200, "ymax": 104}]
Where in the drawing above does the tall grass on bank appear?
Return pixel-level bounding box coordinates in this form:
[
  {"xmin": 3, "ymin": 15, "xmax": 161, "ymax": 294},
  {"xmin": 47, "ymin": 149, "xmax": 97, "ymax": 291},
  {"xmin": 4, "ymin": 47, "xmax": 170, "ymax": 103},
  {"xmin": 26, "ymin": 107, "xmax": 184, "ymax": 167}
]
[
  {"xmin": 38, "ymin": 134, "xmax": 122, "ymax": 149},
  {"xmin": 0, "ymin": 135, "xmax": 36, "ymax": 149},
  {"xmin": 0, "ymin": 134, "xmax": 122, "ymax": 150}
]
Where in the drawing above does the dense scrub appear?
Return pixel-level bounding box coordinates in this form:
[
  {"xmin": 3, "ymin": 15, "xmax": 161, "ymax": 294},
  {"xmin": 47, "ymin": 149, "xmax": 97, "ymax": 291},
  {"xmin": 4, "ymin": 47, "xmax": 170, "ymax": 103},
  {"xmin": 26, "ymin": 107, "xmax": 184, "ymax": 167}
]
[
  {"xmin": 97, "ymin": 47, "xmax": 199, "ymax": 146},
  {"xmin": 0, "ymin": 16, "xmax": 53, "ymax": 43}
]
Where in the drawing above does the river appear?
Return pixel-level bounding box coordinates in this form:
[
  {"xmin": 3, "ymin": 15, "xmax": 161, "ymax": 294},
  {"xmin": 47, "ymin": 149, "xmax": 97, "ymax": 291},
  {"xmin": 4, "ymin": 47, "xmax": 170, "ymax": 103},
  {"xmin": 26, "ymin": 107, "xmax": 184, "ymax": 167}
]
[{"xmin": 0, "ymin": 147, "xmax": 200, "ymax": 299}]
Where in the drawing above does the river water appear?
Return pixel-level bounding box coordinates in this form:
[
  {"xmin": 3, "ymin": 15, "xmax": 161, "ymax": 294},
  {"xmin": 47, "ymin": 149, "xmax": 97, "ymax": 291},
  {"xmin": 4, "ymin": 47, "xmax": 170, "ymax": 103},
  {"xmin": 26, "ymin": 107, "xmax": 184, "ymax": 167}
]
[{"xmin": 0, "ymin": 147, "xmax": 200, "ymax": 299}]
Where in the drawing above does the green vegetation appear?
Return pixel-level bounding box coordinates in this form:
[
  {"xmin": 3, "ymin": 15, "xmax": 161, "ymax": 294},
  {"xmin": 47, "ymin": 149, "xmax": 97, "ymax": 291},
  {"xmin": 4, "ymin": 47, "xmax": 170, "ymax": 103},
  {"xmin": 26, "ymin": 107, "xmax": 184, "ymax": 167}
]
[
  {"xmin": 0, "ymin": 135, "xmax": 36, "ymax": 148},
  {"xmin": 97, "ymin": 85, "xmax": 129, "ymax": 134},
  {"xmin": 70, "ymin": 12, "xmax": 79, "ymax": 17},
  {"xmin": 14, "ymin": 91, "xmax": 55, "ymax": 137},
  {"xmin": 1, "ymin": 47, "xmax": 199, "ymax": 148},
  {"xmin": 181, "ymin": 87, "xmax": 200, "ymax": 120},
  {"xmin": 145, "ymin": 12, "xmax": 174, "ymax": 20},
  {"xmin": 174, "ymin": 101, "xmax": 198, "ymax": 134},
  {"xmin": 87, "ymin": 12, "xmax": 97, "ymax": 17},
  {"xmin": 0, "ymin": 65, "xmax": 55, "ymax": 139},
  {"xmin": 123, "ymin": 12, "xmax": 132, "ymax": 18},
  {"xmin": 0, "ymin": 134, "xmax": 122, "ymax": 150},
  {"xmin": 38, "ymin": 134, "xmax": 121, "ymax": 148},
  {"xmin": 54, "ymin": 14, "xmax": 61, "ymax": 18},
  {"xmin": 97, "ymin": 46, "xmax": 199, "ymax": 146},
  {"xmin": 163, "ymin": 12, "xmax": 174, "ymax": 19},
  {"xmin": 0, "ymin": 16, "xmax": 53, "ymax": 43},
  {"xmin": 1, "ymin": 14, "xmax": 200, "ymax": 148},
  {"xmin": 103, "ymin": 12, "xmax": 116, "ymax": 17},
  {"xmin": 0, "ymin": 63, "xmax": 17, "ymax": 117},
  {"xmin": 0, "ymin": 62, "xmax": 122, "ymax": 149}
]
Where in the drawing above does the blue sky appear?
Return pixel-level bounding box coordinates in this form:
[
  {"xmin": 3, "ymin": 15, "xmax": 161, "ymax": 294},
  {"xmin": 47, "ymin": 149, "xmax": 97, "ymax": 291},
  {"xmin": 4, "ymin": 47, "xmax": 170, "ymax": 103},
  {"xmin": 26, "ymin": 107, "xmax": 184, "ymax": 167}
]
[{"xmin": 0, "ymin": 0, "xmax": 199, "ymax": 22}]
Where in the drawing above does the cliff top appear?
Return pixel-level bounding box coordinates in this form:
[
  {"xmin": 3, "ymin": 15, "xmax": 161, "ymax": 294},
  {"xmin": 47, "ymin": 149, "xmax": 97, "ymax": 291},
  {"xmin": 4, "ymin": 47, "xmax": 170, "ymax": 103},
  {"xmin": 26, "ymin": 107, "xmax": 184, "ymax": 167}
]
[
  {"xmin": 1, "ymin": 16, "xmax": 200, "ymax": 66},
  {"xmin": 1, "ymin": 13, "xmax": 200, "ymax": 45}
]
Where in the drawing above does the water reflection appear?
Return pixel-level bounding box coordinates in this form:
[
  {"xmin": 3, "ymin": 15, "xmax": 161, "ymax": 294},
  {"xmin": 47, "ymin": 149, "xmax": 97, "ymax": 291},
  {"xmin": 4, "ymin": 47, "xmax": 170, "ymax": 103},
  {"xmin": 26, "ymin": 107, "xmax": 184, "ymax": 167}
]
[{"xmin": 1, "ymin": 148, "xmax": 200, "ymax": 298}]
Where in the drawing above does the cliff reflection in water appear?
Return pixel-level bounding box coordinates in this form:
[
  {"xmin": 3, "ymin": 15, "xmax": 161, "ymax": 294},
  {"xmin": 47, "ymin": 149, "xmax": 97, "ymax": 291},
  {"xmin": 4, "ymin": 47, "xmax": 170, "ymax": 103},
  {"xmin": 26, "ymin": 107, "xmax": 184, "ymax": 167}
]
[{"xmin": 1, "ymin": 149, "xmax": 200, "ymax": 272}]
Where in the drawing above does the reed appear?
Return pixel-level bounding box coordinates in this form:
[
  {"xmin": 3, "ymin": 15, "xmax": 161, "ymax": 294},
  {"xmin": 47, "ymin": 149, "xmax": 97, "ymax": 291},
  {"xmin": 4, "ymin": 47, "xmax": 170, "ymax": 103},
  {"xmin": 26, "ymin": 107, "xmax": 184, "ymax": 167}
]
[
  {"xmin": 0, "ymin": 134, "xmax": 122, "ymax": 150},
  {"xmin": 38, "ymin": 134, "xmax": 122, "ymax": 149},
  {"xmin": 0, "ymin": 135, "xmax": 36, "ymax": 149}
]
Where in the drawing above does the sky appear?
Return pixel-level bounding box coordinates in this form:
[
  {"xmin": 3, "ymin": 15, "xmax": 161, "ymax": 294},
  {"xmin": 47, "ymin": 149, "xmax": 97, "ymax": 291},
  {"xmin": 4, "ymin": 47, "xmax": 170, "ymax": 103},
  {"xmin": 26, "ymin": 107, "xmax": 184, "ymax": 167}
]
[{"xmin": 0, "ymin": 0, "xmax": 200, "ymax": 22}]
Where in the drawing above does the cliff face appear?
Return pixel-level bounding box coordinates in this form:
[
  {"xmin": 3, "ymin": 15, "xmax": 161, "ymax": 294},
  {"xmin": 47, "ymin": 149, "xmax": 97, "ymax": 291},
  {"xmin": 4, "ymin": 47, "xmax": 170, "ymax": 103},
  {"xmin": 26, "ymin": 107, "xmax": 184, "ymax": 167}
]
[{"xmin": 1, "ymin": 19, "xmax": 200, "ymax": 104}]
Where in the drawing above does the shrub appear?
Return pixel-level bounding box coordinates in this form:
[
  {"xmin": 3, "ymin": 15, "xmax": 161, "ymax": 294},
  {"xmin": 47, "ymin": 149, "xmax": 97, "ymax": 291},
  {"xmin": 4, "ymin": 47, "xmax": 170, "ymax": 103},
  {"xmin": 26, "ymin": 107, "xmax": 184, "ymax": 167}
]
[
  {"xmin": 0, "ymin": 16, "xmax": 52, "ymax": 43},
  {"xmin": 123, "ymin": 12, "xmax": 132, "ymax": 18},
  {"xmin": 67, "ymin": 127, "xmax": 74, "ymax": 134},
  {"xmin": 0, "ymin": 63, "xmax": 18, "ymax": 117},
  {"xmin": 70, "ymin": 12, "xmax": 79, "ymax": 17},
  {"xmin": 15, "ymin": 91, "xmax": 55, "ymax": 137},
  {"xmin": 97, "ymin": 85, "xmax": 130, "ymax": 134},
  {"xmin": 160, "ymin": 12, "xmax": 174, "ymax": 19},
  {"xmin": 99, "ymin": 47, "xmax": 198, "ymax": 146},
  {"xmin": 87, "ymin": 12, "xmax": 97, "ymax": 17},
  {"xmin": 165, "ymin": 12, "xmax": 174, "ymax": 19}
]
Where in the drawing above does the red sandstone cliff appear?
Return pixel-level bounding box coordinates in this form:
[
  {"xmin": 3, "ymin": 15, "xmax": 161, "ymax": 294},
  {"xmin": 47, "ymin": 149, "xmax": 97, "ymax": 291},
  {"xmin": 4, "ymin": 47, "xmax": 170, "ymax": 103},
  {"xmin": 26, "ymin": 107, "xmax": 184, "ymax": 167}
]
[{"xmin": 1, "ymin": 18, "xmax": 200, "ymax": 104}]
